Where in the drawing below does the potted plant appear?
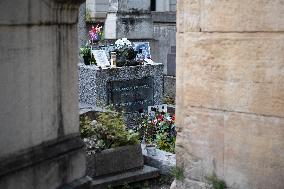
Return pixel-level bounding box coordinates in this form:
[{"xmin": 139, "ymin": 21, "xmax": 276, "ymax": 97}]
[
  {"xmin": 80, "ymin": 111, "xmax": 143, "ymax": 178},
  {"xmin": 79, "ymin": 42, "xmax": 96, "ymax": 65},
  {"xmin": 113, "ymin": 38, "xmax": 140, "ymax": 67}
]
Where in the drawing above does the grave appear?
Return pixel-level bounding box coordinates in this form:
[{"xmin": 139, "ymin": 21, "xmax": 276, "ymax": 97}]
[{"xmin": 79, "ymin": 63, "xmax": 164, "ymax": 127}]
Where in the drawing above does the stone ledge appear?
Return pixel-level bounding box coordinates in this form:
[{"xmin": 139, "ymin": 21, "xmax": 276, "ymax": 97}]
[{"xmin": 0, "ymin": 134, "xmax": 84, "ymax": 177}]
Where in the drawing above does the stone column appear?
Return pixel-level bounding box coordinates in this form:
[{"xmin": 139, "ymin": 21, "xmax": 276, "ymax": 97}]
[
  {"xmin": 0, "ymin": 0, "xmax": 90, "ymax": 189},
  {"xmin": 175, "ymin": 1, "xmax": 284, "ymax": 189}
]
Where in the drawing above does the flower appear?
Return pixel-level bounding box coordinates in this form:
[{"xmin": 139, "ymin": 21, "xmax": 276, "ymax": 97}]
[
  {"xmin": 89, "ymin": 24, "xmax": 103, "ymax": 41},
  {"xmin": 115, "ymin": 38, "xmax": 132, "ymax": 49}
]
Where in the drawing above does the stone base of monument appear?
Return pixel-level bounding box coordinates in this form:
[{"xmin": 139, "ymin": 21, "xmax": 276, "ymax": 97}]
[{"xmin": 78, "ymin": 63, "xmax": 164, "ymax": 128}]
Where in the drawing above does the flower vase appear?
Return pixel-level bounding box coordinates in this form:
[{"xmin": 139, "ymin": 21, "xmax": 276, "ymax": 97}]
[
  {"xmin": 146, "ymin": 144, "xmax": 157, "ymax": 156},
  {"xmin": 83, "ymin": 56, "xmax": 91, "ymax": 65}
]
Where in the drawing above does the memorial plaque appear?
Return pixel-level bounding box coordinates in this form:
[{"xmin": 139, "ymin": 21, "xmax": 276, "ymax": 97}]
[
  {"xmin": 92, "ymin": 50, "xmax": 110, "ymax": 67},
  {"xmin": 107, "ymin": 77, "xmax": 154, "ymax": 112}
]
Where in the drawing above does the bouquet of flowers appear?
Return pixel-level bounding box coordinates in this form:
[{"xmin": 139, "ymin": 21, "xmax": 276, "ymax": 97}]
[
  {"xmin": 89, "ymin": 24, "xmax": 103, "ymax": 42},
  {"xmin": 113, "ymin": 38, "xmax": 139, "ymax": 67},
  {"xmin": 136, "ymin": 109, "xmax": 176, "ymax": 153}
]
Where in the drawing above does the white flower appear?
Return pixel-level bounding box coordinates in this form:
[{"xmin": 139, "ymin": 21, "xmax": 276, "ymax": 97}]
[
  {"xmin": 115, "ymin": 38, "xmax": 132, "ymax": 49},
  {"xmin": 122, "ymin": 38, "xmax": 128, "ymax": 43},
  {"xmin": 115, "ymin": 39, "xmax": 124, "ymax": 48},
  {"xmin": 125, "ymin": 40, "xmax": 132, "ymax": 47}
]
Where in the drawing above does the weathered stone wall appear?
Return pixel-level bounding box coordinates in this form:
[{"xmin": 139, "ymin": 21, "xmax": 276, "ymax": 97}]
[
  {"xmin": 175, "ymin": 1, "xmax": 284, "ymax": 189},
  {"xmin": 0, "ymin": 0, "xmax": 88, "ymax": 188}
]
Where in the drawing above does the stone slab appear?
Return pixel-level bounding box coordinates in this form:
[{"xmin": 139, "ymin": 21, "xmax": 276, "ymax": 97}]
[
  {"xmin": 167, "ymin": 53, "xmax": 176, "ymax": 76},
  {"xmin": 141, "ymin": 144, "xmax": 176, "ymax": 176},
  {"xmin": 86, "ymin": 145, "xmax": 144, "ymax": 178},
  {"xmin": 107, "ymin": 77, "xmax": 154, "ymax": 112},
  {"xmin": 177, "ymin": 32, "xmax": 284, "ymax": 118},
  {"xmin": 91, "ymin": 165, "xmax": 159, "ymax": 189},
  {"xmin": 177, "ymin": 0, "xmax": 284, "ymax": 32}
]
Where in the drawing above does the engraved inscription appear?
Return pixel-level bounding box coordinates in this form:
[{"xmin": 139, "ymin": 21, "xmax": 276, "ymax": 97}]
[{"xmin": 107, "ymin": 77, "xmax": 154, "ymax": 112}]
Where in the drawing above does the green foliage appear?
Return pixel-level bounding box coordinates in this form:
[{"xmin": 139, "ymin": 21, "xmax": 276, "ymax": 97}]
[
  {"xmin": 156, "ymin": 132, "xmax": 176, "ymax": 153},
  {"xmin": 79, "ymin": 43, "xmax": 96, "ymax": 65},
  {"xmin": 171, "ymin": 166, "xmax": 185, "ymax": 181},
  {"xmin": 207, "ymin": 174, "xmax": 227, "ymax": 189},
  {"xmin": 80, "ymin": 116, "xmax": 95, "ymax": 138},
  {"xmin": 94, "ymin": 111, "xmax": 139, "ymax": 150},
  {"xmin": 163, "ymin": 95, "xmax": 175, "ymax": 105}
]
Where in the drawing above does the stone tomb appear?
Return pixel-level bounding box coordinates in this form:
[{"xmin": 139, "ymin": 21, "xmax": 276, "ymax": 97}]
[{"xmin": 79, "ymin": 63, "xmax": 164, "ymax": 126}]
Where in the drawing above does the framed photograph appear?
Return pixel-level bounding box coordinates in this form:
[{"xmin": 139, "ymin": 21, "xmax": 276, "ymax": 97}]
[{"xmin": 133, "ymin": 42, "xmax": 151, "ymax": 60}]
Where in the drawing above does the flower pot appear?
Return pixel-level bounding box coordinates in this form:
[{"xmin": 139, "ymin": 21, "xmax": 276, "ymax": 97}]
[
  {"xmin": 86, "ymin": 144, "xmax": 143, "ymax": 178},
  {"xmin": 83, "ymin": 56, "xmax": 91, "ymax": 65},
  {"xmin": 146, "ymin": 144, "xmax": 157, "ymax": 156}
]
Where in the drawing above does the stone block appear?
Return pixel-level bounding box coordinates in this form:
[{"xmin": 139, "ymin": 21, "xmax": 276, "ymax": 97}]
[
  {"xmin": 176, "ymin": 107, "xmax": 284, "ymax": 189},
  {"xmin": 177, "ymin": 0, "xmax": 284, "ymax": 32},
  {"xmin": 177, "ymin": 32, "xmax": 284, "ymax": 117},
  {"xmin": 116, "ymin": 14, "xmax": 154, "ymax": 39},
  {"xmin": 86, "ymin": 145, "xmax": 144, "ymax": 178}
]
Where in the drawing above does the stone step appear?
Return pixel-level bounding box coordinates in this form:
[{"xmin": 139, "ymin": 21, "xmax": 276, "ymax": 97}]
[{"xmin": 91, "ymin": 165, "xmax": 159, "ymax": 189}]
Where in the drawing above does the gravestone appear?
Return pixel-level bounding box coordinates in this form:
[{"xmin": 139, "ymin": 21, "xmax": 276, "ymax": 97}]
[
  {"xmin": 79, "ymin": 63, "xmax": 164, "ymax": 127},
  {"xmin": 107, "ymin": 77, "xmax": 154, "ymax": 112}
]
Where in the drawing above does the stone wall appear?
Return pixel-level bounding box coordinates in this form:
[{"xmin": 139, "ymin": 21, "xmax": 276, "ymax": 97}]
[
  {"xmin": 0, "ymin": 0, "xmax": 89, "ymax": 188},
  {"xmin": 175, "ymin": 1, "xmax": 284, "ymax": 189}
]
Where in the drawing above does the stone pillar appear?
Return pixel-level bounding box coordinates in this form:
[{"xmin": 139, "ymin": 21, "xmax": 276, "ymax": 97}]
[
  {"xmin": 0, "ymin": 0, "xmax": 90, "ymax": 189},
  {"xmin": 78, "ymin": 2, "xmax": 88, "ymax": 49},
  {"xmin": 176, "ymin": 1, "xmax": 284, "ymax": 189}
]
